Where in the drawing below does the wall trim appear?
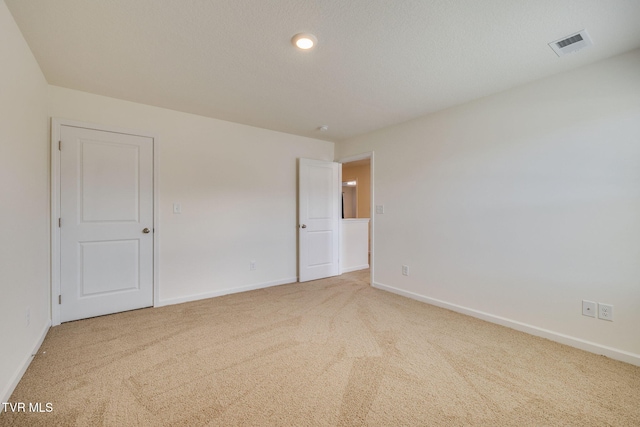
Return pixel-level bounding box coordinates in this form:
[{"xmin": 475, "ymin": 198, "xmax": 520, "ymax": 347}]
[
  {"xmin": 1, "ymin": 320, "xmax": 51, "ymax": 407},
  {"xmin": 156, "ymin": 276, "xmax": 298, "ymax": 307},
  {"xmin": 341, "ymin": 264, "xmax": 369, "ymax": 274},
  {"xmin": 373, "ymin": 281, "xmax": 640, "ymax": 367}
]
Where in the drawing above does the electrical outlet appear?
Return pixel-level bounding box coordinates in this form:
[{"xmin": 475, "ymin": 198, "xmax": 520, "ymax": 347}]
[
  {"xmin": 402, "ymin": 265, "xmax": 409, "ymax": 276},
  {"xmin": 26, "ymin": 307, "xmax": 30, "ymax": 327},
  {"xmin": 250, "ymin": 260, "xmax": 256, "ymax": 271},
  {"xmin": 375, "ymin": 205, "xmax": 385, "ymax": 214},
  {"xmin": 582, "ymin": 300, "xmax": 596, "ymax": 318},
  {"xmin": 598, "ymin": 303, "xmax": 613, "ymax": 321}
]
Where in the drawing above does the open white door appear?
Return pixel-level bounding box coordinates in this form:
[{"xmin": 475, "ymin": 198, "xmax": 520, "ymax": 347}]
[
  {"xmin": 298, "ymin": 158, "xmax": 341, "ymax": 282},
  {"xmin": 59, "ymin": 125, "xmax": 154, "ymax": 322}
]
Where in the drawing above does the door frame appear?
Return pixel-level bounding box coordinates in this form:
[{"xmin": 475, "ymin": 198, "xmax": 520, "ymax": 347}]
[
  {"xmin": 50, "ymin": 118, "xmax": 160, "ymax": 326},
  {"xmin": 337, "ymin": 152, "xmax": 375, "ymax": 286}
]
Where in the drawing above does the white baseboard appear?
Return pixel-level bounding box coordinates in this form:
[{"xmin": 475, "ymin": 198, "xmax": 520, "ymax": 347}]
[
  {"xmin": 156, "ymin": 277, "xmax": 298, "ymax": 307},
  {"xmin": 1, "ymin": 320, "xmax": 51, "ymax": 407},
  {"xmin": 341, "ymin": 264, "xmax": 369, "ymax": 274},
  {"xmin": 373, "ymin": 281, "xmax": 640, "ymax": 367}
]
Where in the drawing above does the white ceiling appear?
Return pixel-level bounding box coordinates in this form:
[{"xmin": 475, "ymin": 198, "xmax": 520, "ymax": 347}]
[{"xmin": 6, "ymin": 0, "xmax": 640, "ymax": 142}]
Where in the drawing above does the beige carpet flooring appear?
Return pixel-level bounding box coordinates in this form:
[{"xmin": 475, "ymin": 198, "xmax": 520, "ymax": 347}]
[{"xmin": 2, "ymin": 269, "xmax": 639, "ymax": 426}]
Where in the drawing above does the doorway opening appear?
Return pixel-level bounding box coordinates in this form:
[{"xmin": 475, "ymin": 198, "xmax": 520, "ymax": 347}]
[{"xmin": 338, "ymin": 153, "xmax": 374, "ymax": 285}]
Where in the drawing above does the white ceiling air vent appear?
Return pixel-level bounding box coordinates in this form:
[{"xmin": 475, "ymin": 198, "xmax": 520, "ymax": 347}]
[{"xmin": 549, "ymin": 29, "xmax": 593, "ymax": 57}]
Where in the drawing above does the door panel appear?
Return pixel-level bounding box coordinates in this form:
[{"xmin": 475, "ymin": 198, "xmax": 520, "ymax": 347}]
[
  {"xmin": 299, "ymin": 158, "xmax": 340, "ymax": 282},
  {"xmin": 80, "ymin": 141, "xmax": 140, "ymax": 222},
  {"xmin": 60, "ymin": 125, "xmax": 153, "ymax": 322},
  {"xmin": 308, "ymin": 231, "xmax": 333, "ymax": 266},
  {"xmin": 80, "ymin": 240, "xmax": 139, "ymax": 296}
]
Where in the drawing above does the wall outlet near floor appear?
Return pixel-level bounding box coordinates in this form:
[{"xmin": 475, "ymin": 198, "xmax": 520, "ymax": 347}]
[
  {"xmin": 402, "ymin": 265, "xmax": 409, "ymax": 276},
  {"xmin": 598, "ymin": 303, "xmax": 613, "ymax": 321},
  {"xmin": 582, "ymin": 300, "xmax": 596, "ymax": 318},
  {"xmin": 250, "ymin": 260, "xmax": 256, "ymax": 271}
]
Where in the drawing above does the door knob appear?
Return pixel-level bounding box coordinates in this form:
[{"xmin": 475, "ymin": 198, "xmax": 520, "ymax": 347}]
[
  {"xmin": 300, "ymin": 224, "xmax": 307, "ymax": 229},
  {"xmin": 142, "ymin": 228, "xmax": 151, "ymax": 234}
]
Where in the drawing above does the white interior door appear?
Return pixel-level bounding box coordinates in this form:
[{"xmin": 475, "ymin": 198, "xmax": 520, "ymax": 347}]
[
  {"xmin": 59, "ymin": 125, "xmax": 154, "ymax": 322},
  {"xmin": 298, "ymin": 158, "xmax": 341, "ymax": 282}
]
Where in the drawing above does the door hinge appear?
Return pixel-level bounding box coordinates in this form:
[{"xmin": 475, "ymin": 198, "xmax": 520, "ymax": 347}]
[
  {"xmin": 58, "ymin": 218, "xmax": 61, "ymax": 227},
  {"xmin": 58, "ymin": 295, "xmax": 61, "ymax": 305},
  {"xmin": 58, "ymin": 140, "xmax": 61, "ymax": 151}
]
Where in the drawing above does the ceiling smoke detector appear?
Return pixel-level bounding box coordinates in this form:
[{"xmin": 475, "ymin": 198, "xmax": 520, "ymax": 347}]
[{"xmin": 549, "ymin": 29, "xmax": 593, "ymax": 57}]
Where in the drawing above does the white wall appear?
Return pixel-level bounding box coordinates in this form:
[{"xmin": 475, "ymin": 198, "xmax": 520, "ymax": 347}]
[
  {"xmin": 336, "ymin": 49, "xmax": 640, "ymax": 364},
  {"xmin": 48, "ymin": 86, "xmax": 334, "ymax": 304},
  {"xmin": 0, "ymin": 0, "xmax": 51, "ymax": 402}
]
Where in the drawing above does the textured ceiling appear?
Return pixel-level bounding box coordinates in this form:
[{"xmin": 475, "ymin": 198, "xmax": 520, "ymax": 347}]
[{"xmin": 6, "ymin": 0, "xmax": 640, "ymax": 142}]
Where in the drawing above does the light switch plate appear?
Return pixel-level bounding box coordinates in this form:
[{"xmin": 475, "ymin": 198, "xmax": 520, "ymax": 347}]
[{"xmin": 173, "ymin": 203, "xmax": 181, "ymax": 214}]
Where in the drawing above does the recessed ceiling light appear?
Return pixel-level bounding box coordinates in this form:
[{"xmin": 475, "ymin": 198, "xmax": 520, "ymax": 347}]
[{"xmin": 292, "ymin": 33, "xmax": 317, "ymax": 50}]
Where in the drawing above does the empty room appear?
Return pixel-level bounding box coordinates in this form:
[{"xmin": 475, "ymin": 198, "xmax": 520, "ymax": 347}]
[{"xmin": 1, "ymin": 0, "xmax": 639, "ymax": 425}]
